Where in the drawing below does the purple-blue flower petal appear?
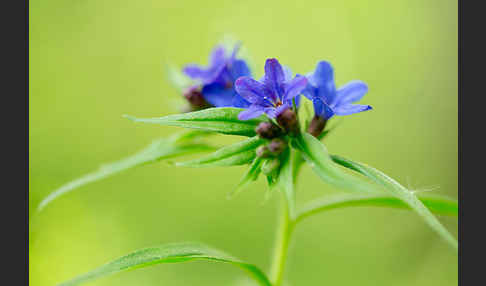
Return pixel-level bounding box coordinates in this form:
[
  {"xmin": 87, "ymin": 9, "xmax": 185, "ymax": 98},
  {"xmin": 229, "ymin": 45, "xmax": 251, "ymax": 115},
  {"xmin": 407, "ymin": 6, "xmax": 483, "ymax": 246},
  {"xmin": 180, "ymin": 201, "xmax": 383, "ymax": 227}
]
[
  {"xmin": 230, "ymin": 59, "xmax": 251, "ymax": 80},
  {"xmin": 238, "ymin": 105, "xmax": 265, "ymax": 120},
  {"xmin": 283, "ymin": 75, "xmax": 308, "ymax": 102},
  {"xmin": 183, "ymin": 62, "xmax": 226, "ymax": 85},
  {"xmin": 311, "ymin": 61, "xmax": 334, "ymax": 88},
  {"xmin": 210, "ymin": 45, "xmax": 226, "ymax": 66},
  {"xmin": 295, "ymin": 94, "xmax": 301, "ymax": 106},
  {"xmin": 201, "ymin": 83, "xmax": 235, "ymax": 107},
  {"xmin": 302, "ymin": 84, "xmax": 317, "ymax": 101},
  {"xmin": 261, "ymin": 104, "xmax": 289, "ymax": 119},
  {"xmin": 287, "ymin": 94, "xmax": 301, "ymax": 108},
  {"xmin": 312, "ymin": 61, "xmax": 336, "ymax": 104},
  {"xmin": 313, "ymin": 97, "xmax": 334, "ymax": 119},
  {"xmin": 274, "ymin": 103, "xmax": 291, "ymax": 117},
  {"xmin": 282, "ymin": 65, "xmax": 293, "ymax": 81},
  {"xmin": 229, "ymin": 42, "xmax": 242, "ymax": 61},
  {"xmin": 235, "ymin": 77, "xmax": 268, "ymax": 105},
  {"xmin": 333, "ymin": 104, "xmax": 372, "ymax": 116},
  {"xmin": 232, "ymin": 93, "xmax": 251, "ymax": 108},
  {"xmin": 183, "ymin": 65, "xmax": 209, "ymax": 80},
  {"xmin": 264, "ymin": 58, "xmax": 286, "ymax": 86},
  {"xmin": 322, "ymin": 104, "xmax": 335, "ymax": 119},
  {"xmin": 183, "ymin": 45, "xmax": 227, "ymax": 84},
  {"xmin": 334, "ymin": 80, "xmax": 368, "ymax": 106},
  {"xmin": 263, "ymin": 58, "xmax": 285, "ymax": 102}
]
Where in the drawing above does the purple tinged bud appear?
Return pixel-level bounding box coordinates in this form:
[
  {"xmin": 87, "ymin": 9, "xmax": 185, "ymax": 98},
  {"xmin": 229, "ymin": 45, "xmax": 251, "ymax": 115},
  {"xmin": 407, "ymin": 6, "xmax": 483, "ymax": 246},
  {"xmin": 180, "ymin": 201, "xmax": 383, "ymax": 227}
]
[
  {"xmin": 307, "ymin": 115, "xmax": 328, "ymax": 138},
  {"xmin": 255, "ymin": 122, "xmax": 281, "ymax": 139},
  {"xmin": 268, "ymin": 138, "xmax": 287, "ymax": 155},
  {"xmin": 276, "ymin": 109, "xmax": 300, "ymax": 135},
  {"xmin": 183, "ymin": 86, "xmax": 211, "ymax": 110},
  {"xmin": 256, "ymin": 145, "xmax": 271, "ymax": 158},
  {"xmin": 257, "ymin": 138, "xmax": 287, "ymax": 159}
]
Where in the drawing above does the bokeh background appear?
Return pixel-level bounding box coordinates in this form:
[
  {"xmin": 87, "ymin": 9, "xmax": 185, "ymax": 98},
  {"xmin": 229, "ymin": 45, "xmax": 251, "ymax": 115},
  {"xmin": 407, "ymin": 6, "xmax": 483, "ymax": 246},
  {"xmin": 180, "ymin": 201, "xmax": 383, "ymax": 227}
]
[{"xmin": 29, "ymin": 0, "xmax": 458, "ymax": 285}]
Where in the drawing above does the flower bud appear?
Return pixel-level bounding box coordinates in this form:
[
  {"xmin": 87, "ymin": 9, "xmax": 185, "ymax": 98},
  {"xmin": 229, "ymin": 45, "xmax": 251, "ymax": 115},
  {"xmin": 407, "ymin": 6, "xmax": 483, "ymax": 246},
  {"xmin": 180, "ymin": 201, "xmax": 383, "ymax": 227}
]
[
  {"xmin": 276, "ymin": 109, "xmax": 300, "ymax": 135},
  {"xmin": 261, "ymin": 158, "xmax": 280, "ymax": 175},
  {"xmin": 255, "ymin": 122, "xmax": 281, "ymax": 139},
  {"xmin": 256, "ymin": 145, "xmax": 271, "ymax": 158},
  {"xmin": 307, "ymin": 116, "xmax": 327, "ymax": 138},
  {"xmin": 183, "ymin": 86, "xmax": 210, "ymax": 110},
  {"xmin": 268, "ymin": 138, "xmax": 287, "ymax": 155}
]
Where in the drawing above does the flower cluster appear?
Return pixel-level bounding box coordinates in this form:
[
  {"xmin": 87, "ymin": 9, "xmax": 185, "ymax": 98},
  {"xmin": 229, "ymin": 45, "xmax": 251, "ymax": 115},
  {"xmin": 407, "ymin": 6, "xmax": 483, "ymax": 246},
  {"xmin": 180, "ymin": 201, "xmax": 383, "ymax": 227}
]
[
  {"xmin": 183, "ymin": 44, "xmax": 251, "ymax": 109},
  {"xmin": 234, "ymin": 58, "xmax": 307, "ymax": 120},
  {"xmin": 182, "ymin": 44, "xmax": 372, "ymax": 138},
  {"xmin": 303, "ymin": 61, "xmax": 372, "ymax": 120}
]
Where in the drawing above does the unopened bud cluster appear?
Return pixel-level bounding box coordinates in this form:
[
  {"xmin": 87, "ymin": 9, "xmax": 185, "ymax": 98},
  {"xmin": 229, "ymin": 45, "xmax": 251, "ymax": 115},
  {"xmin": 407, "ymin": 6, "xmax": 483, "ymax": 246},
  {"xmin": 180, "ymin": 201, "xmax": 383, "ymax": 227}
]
[
  {"xmin": 276, "ymin": 109, "xmax": 300, "ymax": 136},
  {"xmin": 183, "ymin": 86, "xmax": 211, "ymax": 111},
  {"xmin": 255, "ymin": 122, "xmax": 282, "ymax": 139},
  {"xmin": 256, "ymin": 138, "xmax": 287, "ymax": 158},
  {"xmin": 254, "ymin": 120, "xmax": 288, "ymax": 159}
]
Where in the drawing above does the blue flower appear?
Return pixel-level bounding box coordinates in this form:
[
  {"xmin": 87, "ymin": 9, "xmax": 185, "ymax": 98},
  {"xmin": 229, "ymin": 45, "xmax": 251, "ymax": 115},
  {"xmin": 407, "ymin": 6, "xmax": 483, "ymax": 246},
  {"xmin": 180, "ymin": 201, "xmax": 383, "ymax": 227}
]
[
  {"xmin": 183, "ymin": 44, "xmax": 251, "ymax": 108},
  {"xmin": 303, "ymin": 61, "xmax": 372, "ymax": 120},
  {"xmin": 235, "ymin": 58, "xmax": 307, "ymax": 120}
]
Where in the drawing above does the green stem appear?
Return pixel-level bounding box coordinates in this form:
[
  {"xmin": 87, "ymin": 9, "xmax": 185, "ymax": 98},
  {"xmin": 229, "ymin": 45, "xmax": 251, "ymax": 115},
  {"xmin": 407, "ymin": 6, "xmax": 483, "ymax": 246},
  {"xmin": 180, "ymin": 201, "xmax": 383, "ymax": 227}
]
[{"xmin": 270, "ymin": 196, "xmax": 295, "ymax": 286}]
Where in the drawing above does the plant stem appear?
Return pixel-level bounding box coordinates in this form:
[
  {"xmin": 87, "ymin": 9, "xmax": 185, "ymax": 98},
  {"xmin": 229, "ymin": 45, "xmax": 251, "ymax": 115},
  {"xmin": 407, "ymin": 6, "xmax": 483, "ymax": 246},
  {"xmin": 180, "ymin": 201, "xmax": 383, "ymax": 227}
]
[{"xmin": 270, "ymin": 196, "xmax": 295, "ymax": 286}]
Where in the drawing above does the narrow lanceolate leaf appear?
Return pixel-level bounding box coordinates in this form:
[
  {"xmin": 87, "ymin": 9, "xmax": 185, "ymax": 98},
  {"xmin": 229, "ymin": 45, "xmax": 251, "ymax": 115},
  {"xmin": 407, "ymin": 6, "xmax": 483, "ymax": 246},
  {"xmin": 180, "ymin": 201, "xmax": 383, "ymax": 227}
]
[
  {"xmin": 291, "ymin": 133, "xmax": 380, "ymax": 194},
  {"xmin": 228, "ymin": 157, "xmax": 263, "ymax": 199},
  {"xmin": 275, "ymin": 148, "xmax": 296, "ymax": 219},
  {"xmin": 292, "ymin": 126, "xmax": 334, "ymax": 184},
  {"xmin": 176, "ymin": 136, "xmax": 264, "ymax": 167},
  {"xmin": 36, "ymin": 131, "xmax": 214, "ymax": 213},
  {"xmin": 296, "ymin": 193, "xmax": 458, "ymax": 223},
  {"xmin": 125, "ymin": 107, "xmax": 266, "ymax": 136},
  {"xmin": 330, "ymin": 155, "xmax": 458, "ymax": 251},
  {"xmin": 297, "ymin": 97, "xmax": 314, "ymax": 132},
  {"xmin": 58, "ymin": 242, "xmax": 271, "ymax": 286}
]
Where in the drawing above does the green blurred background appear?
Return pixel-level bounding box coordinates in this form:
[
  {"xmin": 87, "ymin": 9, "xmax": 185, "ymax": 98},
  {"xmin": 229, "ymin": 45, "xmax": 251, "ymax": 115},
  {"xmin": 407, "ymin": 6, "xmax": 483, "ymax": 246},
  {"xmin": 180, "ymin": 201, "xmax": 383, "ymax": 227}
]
[{"xmin": 29, "ymin": 0, "xmax": 457, "ymax": 285}]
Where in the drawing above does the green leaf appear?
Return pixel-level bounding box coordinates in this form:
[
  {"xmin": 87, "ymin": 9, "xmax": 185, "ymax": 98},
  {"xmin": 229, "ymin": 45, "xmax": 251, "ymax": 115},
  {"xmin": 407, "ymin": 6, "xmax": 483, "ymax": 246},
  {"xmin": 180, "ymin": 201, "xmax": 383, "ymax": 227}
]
[
  {"xmin": 228, "ymin": 157, "xmax": 263, "ymax": 198},
  {"xmin": 261, "ymin": 158, "xmax": 281, "ymax": 176},
  {"xmin": 291, "ymin": 150, "xmax": 304, "ymax": 187},
  {"xmin": 275, "ymin": 148, "xmax": 296, "ymax": 219},
  {"xmin": 261, "ymin": 150, "xmax": 295, "ymax": 205},
  {"xmin": 291, "ymin": 133, "xmax": 380, "ymax": 194},
  {"xmin": 296, "ymin": 193, "xmax": 458, "ymax": 223},
  {"xmin": 58, "ymin": 242, "xmax": 271, "ymax": 286},
  {"xmin": 176, "ymin": 136, "xmax": 264, "ymax": 167},
  {"xmin": 330, "ymin": 155, "xmax": 458, "ymax": 251},
  {"xmin": 266, "ymin": 175, "xmax": 278, "ymax": 189},
  {"xmin": 36, "ymin": 131, "xmax": 214, "ymax": 213},
  {"xmin": 297, "ymin": 97, "xmax": 314, "ymax": 132},
  {"xmin": 291, "ymin": 125, "xmax": 336, "ymax": 185},
  {"xmin": 263, "ymin": 175, "xmax": 279, "ymax": 201},
  {"xmin": 124, "ymin": 107, "xmax": 266, "ymax": 136}
]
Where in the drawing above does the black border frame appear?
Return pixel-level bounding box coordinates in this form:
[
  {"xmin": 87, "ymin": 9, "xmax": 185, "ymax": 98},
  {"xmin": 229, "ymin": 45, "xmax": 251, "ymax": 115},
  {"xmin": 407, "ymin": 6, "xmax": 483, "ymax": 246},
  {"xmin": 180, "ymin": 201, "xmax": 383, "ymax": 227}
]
[{"xmin": 5, "ymin": 0, "xmax": 29, "ymax": 284}]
